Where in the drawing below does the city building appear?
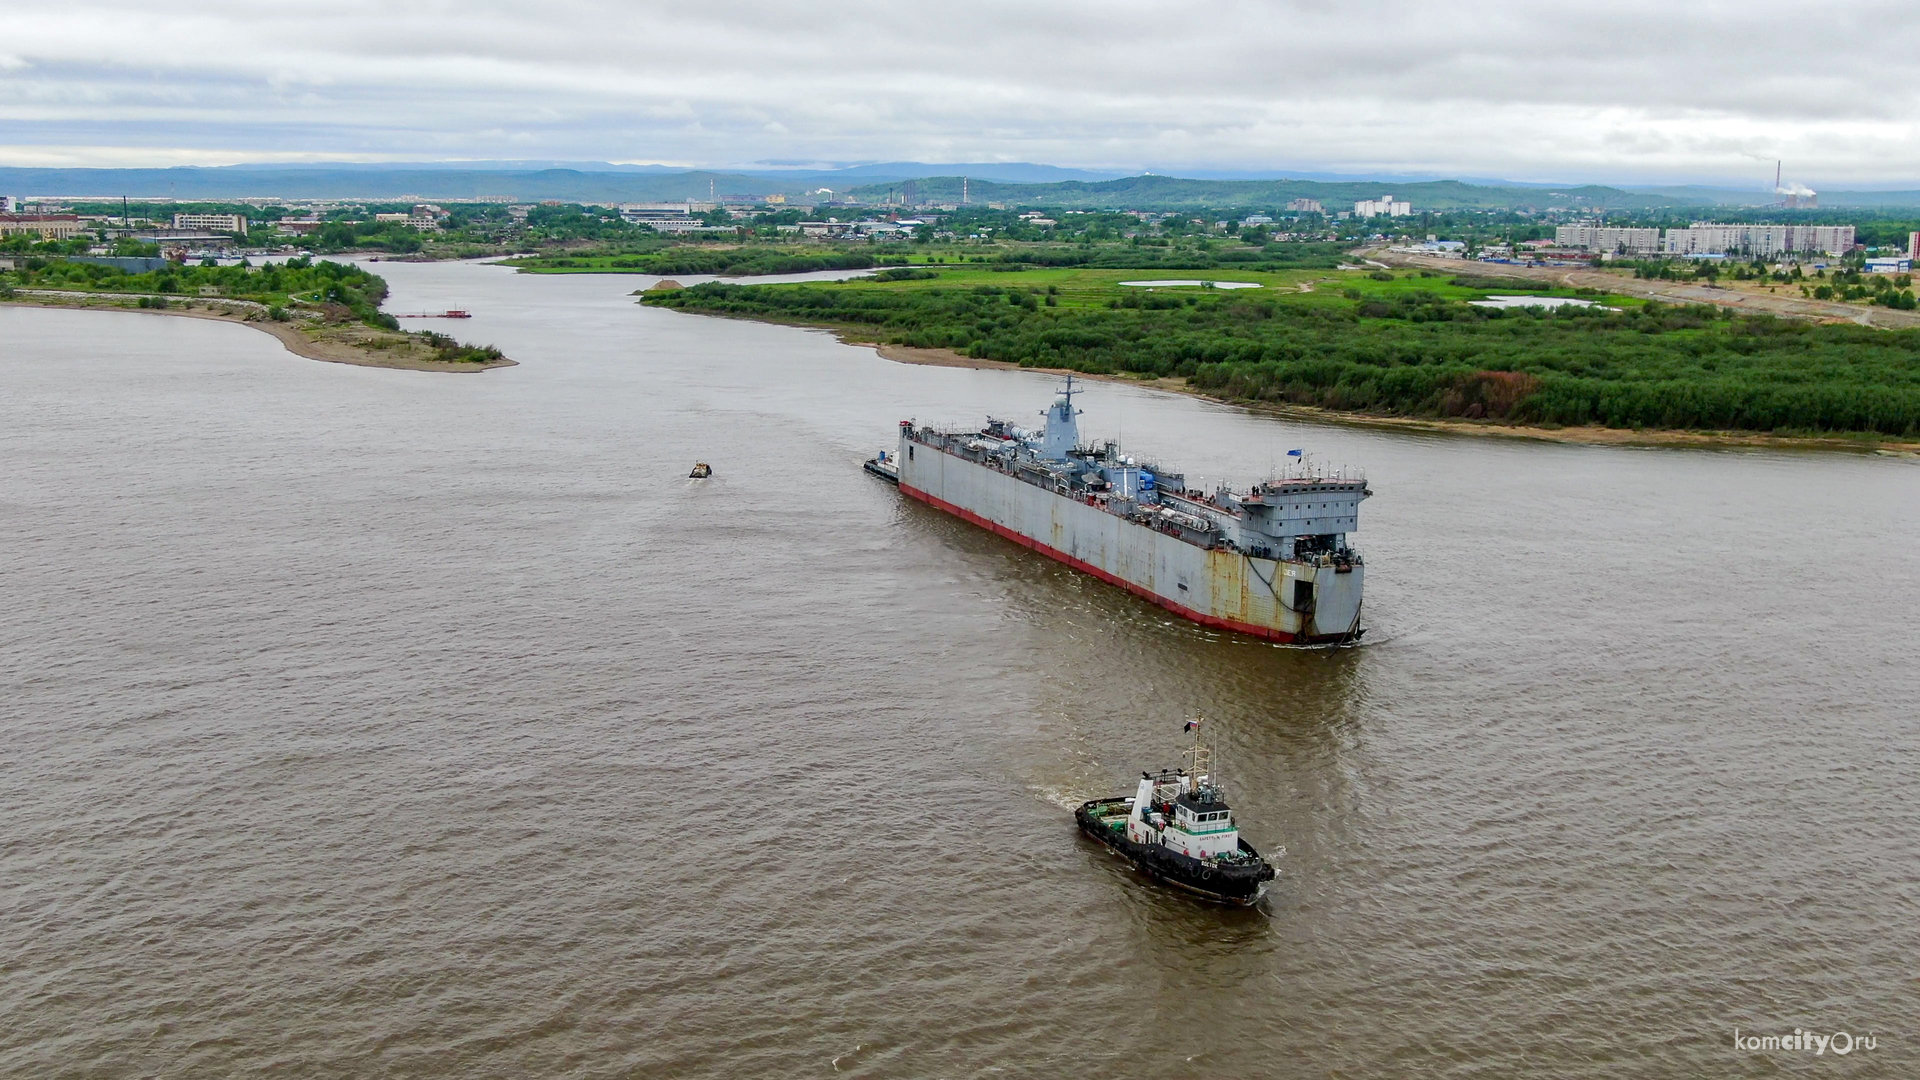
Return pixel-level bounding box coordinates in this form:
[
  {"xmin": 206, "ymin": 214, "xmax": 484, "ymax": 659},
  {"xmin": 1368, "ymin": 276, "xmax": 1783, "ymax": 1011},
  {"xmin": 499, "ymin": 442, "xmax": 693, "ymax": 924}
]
[
  {"xmin": 0, "ymin": 214, "xmax": 85, "ymax": 239},
  {"xmin": 618, "ymin": 201, "xmax": 719, "ymax": 224},
  {"xmin": 1242, "ymin": 214, "xmax": 1274, "ymax": 225},
  {"xmin": 1353, "ymin": 195, "xmax": 1411, "ymax": 218},
  {"xmin": 2, "ymin": 195, "xmax": 17, "ymax": 213},
  {"xmin": 1661, "ymin": 223, "xmax": 1854, "ymax": 257},
  {"xmin": 1284, "ymin": 199, "xmax": 1323, "ymax": 214},
  {"xmin": 1553, "ymin": 225, "xmax": 1661, "ymax": 253},
  {"xmin": 1909, "ymin": 231, "xmax": 1919, "ymax": 259},
  {"xmin": 1865, "ymin": 257, "xmax": 1912, "ymax": 274},
  {"xmin": 648, "ymin": 219, "xmax": 737, "ymax": 234},
  {"xmin": 171, "ymin": 213, "xmax": 247, "ymax": 233}
]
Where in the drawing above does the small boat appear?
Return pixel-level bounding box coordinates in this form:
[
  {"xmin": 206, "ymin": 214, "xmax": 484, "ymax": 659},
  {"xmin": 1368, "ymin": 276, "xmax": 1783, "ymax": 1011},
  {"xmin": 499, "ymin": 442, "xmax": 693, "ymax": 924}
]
[
  {"xmin": 1075, "ymin": 727, "xmax": 1276, "ymax": 904},
  {"xmin": 862, "ymin": 450, "xmax": 899, "ymax": 484},
  {"xmin": 396, "ymin": 310, "xmax": 472, "ymax": 319},
  {"xmin": 689, "ymin": 462, "xmax": 713, "ymax": 479}
]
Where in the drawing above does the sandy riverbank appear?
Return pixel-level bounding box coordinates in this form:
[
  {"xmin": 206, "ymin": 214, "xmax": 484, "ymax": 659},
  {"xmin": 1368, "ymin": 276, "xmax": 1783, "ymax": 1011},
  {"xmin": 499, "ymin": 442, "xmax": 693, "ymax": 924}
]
[
  {"xmin": 857, "ymin": 336, "xmax": 1920, "ymax": 456},
  {"xmin": 2, "ymin": 293, "xmax": 515, "ymax": 373}
]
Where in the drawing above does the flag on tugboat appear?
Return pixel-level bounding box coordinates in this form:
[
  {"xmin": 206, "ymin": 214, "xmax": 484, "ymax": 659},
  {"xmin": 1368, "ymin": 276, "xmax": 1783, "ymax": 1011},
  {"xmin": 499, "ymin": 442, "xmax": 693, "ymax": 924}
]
[{"xmin": 1183, "ymin": 719, "xmax": 1201, "ymax": 732}]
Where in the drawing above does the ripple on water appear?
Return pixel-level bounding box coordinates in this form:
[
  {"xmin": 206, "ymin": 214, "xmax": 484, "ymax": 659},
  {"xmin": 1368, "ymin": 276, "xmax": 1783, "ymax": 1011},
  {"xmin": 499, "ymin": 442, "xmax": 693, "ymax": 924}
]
[{"xmin": 2, "ymin": 271, "xmax": 1915, "ymax": 1078}]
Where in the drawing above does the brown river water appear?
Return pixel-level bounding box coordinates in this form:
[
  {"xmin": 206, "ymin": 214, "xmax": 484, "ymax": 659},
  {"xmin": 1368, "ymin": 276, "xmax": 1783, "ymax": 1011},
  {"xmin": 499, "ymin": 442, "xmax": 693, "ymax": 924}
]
[{"xmin": 3, "ymin": 261, "xmax": 1916, "ymax": 1078}]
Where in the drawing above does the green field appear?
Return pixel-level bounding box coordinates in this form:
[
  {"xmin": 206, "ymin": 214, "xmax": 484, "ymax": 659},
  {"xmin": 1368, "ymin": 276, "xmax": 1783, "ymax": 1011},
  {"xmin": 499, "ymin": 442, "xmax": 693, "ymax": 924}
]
[{"xmin": 643, "ymin": 266, "xmax": 1920, "ymax": 437}]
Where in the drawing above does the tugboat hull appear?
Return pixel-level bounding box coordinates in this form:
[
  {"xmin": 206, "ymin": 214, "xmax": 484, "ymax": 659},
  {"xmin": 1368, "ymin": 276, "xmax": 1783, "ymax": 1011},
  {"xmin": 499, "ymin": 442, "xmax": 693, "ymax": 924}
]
[{"xmin": 1075, "ymin": 797, "xmax": 1275, "ymax": 904}]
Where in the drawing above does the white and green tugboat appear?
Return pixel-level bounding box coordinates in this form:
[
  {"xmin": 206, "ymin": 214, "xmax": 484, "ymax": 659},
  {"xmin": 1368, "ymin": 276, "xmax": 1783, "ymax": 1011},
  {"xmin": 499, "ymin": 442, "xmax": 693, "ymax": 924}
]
[{"xmin": 1075, "ymin": 730, "xmax": 1277, "ymax": 904}]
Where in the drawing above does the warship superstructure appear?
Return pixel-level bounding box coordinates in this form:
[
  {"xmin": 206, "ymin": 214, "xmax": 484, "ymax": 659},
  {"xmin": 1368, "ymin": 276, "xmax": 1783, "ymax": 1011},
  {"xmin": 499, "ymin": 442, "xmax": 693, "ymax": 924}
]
[{"xmin": 886, "ymin": 377, "xmax": 1369, "ymax": 644}]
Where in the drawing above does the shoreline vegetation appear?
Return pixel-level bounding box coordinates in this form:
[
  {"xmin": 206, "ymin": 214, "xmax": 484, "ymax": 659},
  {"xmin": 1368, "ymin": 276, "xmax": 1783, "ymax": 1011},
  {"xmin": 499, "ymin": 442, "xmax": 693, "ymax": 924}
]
[
  {"xmin": 641, "ymin": 266, "xmax": 1920, "ymax": 454},
  {"xmin": 858, "ymin": 337, "xmax": 1919, "ymax": 454},
  {"xmin": 0, "ymin": 257, "xmax": 512, "ymax": 372}
]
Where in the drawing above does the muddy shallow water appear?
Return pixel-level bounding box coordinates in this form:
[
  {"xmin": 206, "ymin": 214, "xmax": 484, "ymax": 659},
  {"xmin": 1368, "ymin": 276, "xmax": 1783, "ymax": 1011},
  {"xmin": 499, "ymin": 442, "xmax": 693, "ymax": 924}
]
[{"xmin": 3, "ymin": 260, "xmax": 1914, "ymax": 1077}]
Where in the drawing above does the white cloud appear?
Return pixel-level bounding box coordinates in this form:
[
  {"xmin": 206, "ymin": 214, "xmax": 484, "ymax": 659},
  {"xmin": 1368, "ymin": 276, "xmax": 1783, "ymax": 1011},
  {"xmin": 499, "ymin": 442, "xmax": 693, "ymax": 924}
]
[{"xmin": 1, "ymin": 0, "xmax": 1918, "ymax": 184}]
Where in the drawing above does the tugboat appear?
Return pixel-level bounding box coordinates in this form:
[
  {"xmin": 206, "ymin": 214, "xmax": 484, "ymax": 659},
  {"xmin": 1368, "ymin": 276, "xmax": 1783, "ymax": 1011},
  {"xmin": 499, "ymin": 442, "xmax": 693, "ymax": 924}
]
[
  {"xmin": 1075, "ymin": 726, "xmax": 1277, "ymax": 904},
  {"xmin": 862, "ymin": 449, "xmax": 899, "ymax": 484},
  {"xmin": 689, "ymin": 462, "xmax": 713, "ymax": 479}
]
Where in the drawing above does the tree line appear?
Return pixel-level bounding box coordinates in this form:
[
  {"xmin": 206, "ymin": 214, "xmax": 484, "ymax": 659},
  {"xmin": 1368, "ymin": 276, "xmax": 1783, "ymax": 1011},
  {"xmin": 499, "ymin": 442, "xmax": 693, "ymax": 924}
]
[{"xmin": 644, "ymin": 281, "xmax": 1920, "ymax": 436}]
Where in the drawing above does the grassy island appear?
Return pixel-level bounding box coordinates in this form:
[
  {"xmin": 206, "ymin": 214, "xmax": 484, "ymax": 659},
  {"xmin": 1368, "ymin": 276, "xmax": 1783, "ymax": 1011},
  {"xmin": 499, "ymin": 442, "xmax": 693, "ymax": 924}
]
[
  {"xmin": 642, "ymin": 266, "xmax": 1920, "ymax": 443},
  {"xmin": 0, "ymin": 257, "xmax": 511, "ymax": 372}
]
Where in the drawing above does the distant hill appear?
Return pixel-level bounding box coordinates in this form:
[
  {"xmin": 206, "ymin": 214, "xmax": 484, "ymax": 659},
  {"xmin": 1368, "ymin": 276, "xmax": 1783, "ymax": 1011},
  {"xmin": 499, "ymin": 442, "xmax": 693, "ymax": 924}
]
[
  {"xmin": 1802, "ymin": 189, "xmax": 1920, "ymax": 208},
  {"xmin": 0, "ymin": 167, "xmax": 796, "ymax": 202},
  {"xmin": 758, "ymin": 162, "xmax": 1128, "ymax": 184},
  {"xmin": 7, "ymin": 162, "xmax": 1917, "ymax": 210},
  {"xmin": 844, "ymin": 174, "xmax": 1698, "ymax": 211},
  {"xmin": 0, "ymin": 161, "xmax": 1128, "ymax": 201},
  {"xmin": 1621, "ymin": 184, "xmax": 1920, "ymax": 210}
]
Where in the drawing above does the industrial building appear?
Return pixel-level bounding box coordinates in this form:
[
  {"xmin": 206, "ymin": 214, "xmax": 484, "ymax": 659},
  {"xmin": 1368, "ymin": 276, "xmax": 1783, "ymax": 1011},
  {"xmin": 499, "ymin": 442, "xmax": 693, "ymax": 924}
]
[
  {"xmin": 618, "ymin": 201, "xmax": 719, "ymax": 224},
  {"xmin": 171, "ymin": 213, "xmax": 247, "ymax": 233},
  {"xmin": 0, "ymin": 214, "xmax": 84, "ymax": 239}
]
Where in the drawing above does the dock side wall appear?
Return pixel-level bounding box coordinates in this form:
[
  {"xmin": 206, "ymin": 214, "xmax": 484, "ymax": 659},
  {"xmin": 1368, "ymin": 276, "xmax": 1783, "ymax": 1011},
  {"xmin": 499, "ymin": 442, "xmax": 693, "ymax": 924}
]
[{"xmin": 898, "ymin": 438, "xmax": 1363, "ymax": 642}]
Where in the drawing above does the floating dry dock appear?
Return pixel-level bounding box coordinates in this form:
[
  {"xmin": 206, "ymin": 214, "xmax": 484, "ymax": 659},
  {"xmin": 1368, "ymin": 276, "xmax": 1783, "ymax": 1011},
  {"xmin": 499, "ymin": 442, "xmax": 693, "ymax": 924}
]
[{"xmin": 890, "ymin": 378, "xmax": 1370, "ymax": 644}]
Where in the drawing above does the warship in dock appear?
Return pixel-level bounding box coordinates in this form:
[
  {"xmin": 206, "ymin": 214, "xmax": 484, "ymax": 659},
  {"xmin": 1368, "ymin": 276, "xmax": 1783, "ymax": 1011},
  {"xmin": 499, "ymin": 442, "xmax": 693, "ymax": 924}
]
[{"xmin": 876, "ymin": 377, "xmax": 1370, "ymax": 644}]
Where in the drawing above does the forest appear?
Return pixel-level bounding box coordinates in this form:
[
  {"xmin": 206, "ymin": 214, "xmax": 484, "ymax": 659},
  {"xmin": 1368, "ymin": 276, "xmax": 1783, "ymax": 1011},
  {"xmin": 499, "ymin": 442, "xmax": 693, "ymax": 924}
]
[
  {"xmin": 644, "ymin": 274, "xmax": 1920, "ymax": 436},
  {"xmin": 3, "ymin": 256, "xmax": 396, "ymax": 327}
]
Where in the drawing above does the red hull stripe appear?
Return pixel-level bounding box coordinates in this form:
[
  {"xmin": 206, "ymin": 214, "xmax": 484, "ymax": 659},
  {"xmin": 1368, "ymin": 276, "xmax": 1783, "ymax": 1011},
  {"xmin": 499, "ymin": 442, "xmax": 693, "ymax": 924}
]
[{"xmin": 901, "ymin": 481, "xmax": 1315, "ymax": 643}]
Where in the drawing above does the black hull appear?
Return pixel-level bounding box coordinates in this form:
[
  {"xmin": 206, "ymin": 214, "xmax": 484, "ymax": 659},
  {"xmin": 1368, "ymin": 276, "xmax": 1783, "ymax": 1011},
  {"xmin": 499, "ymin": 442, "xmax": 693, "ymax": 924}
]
[{"xmin": 1075, "ymin": 797, "xmax": 1275, "ymax": 904}]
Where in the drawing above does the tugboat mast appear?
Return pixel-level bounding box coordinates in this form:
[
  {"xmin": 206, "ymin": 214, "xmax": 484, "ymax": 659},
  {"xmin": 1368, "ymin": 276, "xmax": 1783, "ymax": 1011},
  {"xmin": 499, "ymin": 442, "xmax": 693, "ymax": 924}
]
[
  {"xmin": 1180, "ymin": 717, "xmax": 1212, "ymax": 797},
  {"xmin": 1182, "ymin": 740, "xmax": 1211, "ymax": 798}
]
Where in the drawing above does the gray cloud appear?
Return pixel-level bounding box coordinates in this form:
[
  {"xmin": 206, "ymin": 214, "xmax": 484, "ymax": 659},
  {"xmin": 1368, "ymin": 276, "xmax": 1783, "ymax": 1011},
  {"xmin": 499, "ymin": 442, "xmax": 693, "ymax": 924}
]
[{"xmin": 2, "ymin": 0, "xmax": 1917, "ymax": 184}]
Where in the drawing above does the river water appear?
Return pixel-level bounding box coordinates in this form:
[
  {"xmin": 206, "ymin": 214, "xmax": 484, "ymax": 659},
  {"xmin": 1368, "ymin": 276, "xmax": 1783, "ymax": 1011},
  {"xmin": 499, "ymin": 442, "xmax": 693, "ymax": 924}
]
[{"xmin": 4, "ymin": 261, "xmax": 1915, "ymax": 1078}]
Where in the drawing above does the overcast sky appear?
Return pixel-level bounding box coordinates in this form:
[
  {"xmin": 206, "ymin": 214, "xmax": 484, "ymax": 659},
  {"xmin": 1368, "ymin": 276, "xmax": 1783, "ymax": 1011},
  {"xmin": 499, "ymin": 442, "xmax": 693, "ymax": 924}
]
[{"xmin": 4, "ymin": 0, "xmax": 1918, "ymax": 187}]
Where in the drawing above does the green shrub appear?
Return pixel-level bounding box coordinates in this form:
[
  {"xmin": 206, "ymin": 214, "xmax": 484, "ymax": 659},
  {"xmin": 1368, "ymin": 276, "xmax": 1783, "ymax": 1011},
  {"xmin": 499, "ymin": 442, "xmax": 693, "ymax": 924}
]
[{"xmin": 644, "ymin": 283, "xmax": 1920, "ymax": 436}]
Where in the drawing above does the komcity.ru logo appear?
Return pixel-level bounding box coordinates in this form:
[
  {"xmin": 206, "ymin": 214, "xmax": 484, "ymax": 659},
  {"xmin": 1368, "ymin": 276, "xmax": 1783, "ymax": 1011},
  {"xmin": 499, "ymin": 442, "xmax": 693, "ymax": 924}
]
[{"xmin": 1733, "ymin": 1028, "xmax": 1877, "ymax": 1056}]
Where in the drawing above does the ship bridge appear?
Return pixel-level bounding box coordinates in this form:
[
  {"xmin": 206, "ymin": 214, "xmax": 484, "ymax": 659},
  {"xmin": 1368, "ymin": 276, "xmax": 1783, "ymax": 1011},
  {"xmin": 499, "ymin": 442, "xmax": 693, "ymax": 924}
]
[{"xmin": 1233, "ymin": 473, "xmax": 1370, "ymax": 560}]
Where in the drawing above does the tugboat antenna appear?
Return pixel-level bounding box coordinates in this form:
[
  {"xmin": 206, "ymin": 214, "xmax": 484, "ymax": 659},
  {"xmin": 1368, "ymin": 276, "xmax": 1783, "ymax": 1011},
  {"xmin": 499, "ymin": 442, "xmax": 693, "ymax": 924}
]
[{"xmin": 1181, "ymin": 718, "xmax": 1212, "ymax": 797}]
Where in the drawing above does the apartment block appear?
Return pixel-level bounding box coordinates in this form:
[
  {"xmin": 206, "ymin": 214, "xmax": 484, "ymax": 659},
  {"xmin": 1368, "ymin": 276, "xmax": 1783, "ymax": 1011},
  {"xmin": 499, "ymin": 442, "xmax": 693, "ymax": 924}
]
[{"xmin": 1553, "ymin": 225, "xmax": 1661, "ymax": 253}]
